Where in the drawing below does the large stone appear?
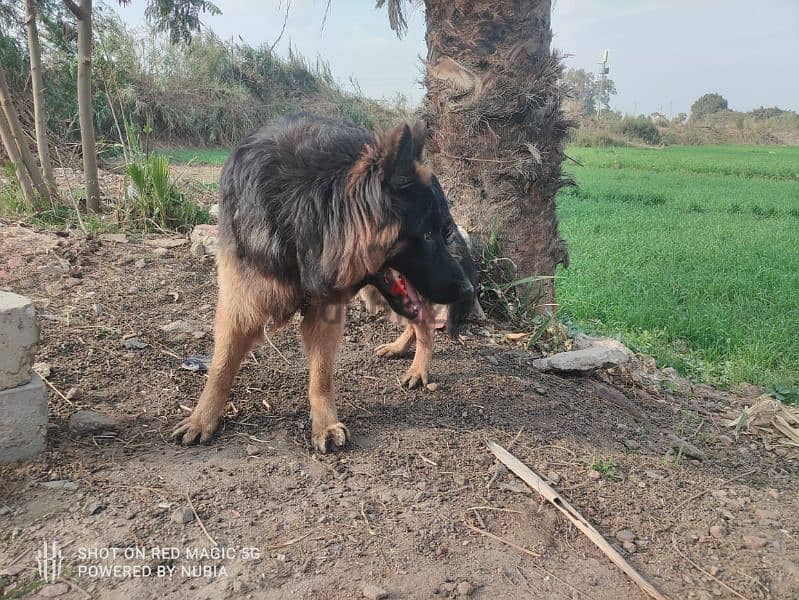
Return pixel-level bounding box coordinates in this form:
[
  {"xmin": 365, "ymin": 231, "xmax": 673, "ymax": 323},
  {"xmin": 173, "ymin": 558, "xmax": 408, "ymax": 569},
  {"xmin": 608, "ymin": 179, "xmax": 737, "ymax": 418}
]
[
  {"xmin": 190, "ymin": 224, "xmax": 219, "ymax": 257},
  {"xmin": 0, "ymin": 373, "xmax": 48, "ymax": 463},
  {"xmin": 68, "ymin": 410, "xmax": 121, "ymax": 437},
  {"xmin": 0, "ymin": 292, "xmax": 39, "ymax": 390},
  {"xmin": 532, "ymin": 345, "xmax": 630, "ymax": 373}
]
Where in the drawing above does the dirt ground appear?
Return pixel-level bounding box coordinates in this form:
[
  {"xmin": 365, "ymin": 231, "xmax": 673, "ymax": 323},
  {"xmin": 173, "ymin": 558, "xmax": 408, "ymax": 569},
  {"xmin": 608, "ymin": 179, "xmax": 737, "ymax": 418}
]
[{"xmin": 1, "ymin": 221, "xmax": 797, "ymax": 600}]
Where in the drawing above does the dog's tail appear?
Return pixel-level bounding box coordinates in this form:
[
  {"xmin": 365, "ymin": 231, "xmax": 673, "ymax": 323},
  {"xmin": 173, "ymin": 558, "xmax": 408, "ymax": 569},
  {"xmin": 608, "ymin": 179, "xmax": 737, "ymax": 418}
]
[{"xmin": 445, "ymin": 225, "xmax": 479, "ymax": 339}]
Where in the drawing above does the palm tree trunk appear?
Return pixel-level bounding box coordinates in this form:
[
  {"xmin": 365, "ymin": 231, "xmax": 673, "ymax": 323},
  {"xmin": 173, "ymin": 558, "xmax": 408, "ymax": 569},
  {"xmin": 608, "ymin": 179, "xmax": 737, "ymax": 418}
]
[
  {"xmin": 0, "ymin": 110, "xmax": 38, "ymax": 207},
  {"xmin": 421, "ymin": 0, "xmax": 573, "ymax": 314},
  {"xmin": 0, "ymin": 64, "xmax": 49, "ymax": 204},
  {"xmin": 64, "ymin": 0, "xmax": 102, "ymax": 212},
  {"xmin": 25, "ymin": 0, "xmax": 60, "ymax": 198}
]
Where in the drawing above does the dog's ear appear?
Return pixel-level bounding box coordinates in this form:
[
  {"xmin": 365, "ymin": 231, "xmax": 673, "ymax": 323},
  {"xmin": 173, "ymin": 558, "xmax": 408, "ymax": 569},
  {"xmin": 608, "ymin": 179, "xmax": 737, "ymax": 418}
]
[
  {"xmin": 381, "ymin": 121, "xmax": 426, "ymax": 189},
  {"xmin": 409, "ymin": 120, "xmax": 427, "ymax": 158}
]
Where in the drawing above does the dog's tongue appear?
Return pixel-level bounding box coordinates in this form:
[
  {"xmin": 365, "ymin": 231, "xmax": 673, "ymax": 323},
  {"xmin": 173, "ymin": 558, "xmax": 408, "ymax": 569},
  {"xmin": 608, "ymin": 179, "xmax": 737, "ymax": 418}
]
[{"xmin": 389, "ymin": 270, "xmax": 423, "ymax": 322}]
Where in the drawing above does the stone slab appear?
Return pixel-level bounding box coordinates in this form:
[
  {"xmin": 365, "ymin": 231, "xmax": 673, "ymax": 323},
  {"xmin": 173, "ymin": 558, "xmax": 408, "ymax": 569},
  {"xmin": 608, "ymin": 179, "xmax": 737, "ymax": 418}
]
[
  {"xmin": 0, "ymin": 292, "xmax": 39, "ymax": 390},
  {"xmin": 0, "ymin": 373, "xmax": 48, "ymax": 463}
]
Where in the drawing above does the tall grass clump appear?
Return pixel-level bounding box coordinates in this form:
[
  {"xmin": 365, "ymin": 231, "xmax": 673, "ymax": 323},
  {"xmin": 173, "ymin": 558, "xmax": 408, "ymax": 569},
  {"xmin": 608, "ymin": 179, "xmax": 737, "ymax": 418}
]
[{"xmin": 121, "ymin": 124, "xmax": 208, "ymax": 232}]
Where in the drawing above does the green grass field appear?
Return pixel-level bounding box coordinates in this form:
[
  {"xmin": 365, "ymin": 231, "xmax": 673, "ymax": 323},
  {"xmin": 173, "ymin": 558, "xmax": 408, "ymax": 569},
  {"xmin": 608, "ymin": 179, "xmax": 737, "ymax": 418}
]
[
  {"xmin": 168, "ymin": 144, "xmax": 799, "ymax": 388},
  {"xmin": 557, "ymin": 145, "xmax": 799, "ymax": 388},
  {"xmin": 164, "ymin": 148, "xmax": 230, "ymax": 166}
]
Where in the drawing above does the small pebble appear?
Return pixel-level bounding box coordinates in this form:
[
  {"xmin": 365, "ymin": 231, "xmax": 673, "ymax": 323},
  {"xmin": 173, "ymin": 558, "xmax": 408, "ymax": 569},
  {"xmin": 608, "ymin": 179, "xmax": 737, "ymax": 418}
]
[
  {"xmin": 547, "ymin": 471, "xmax": 561, "ymax": 484},
  {"xmin": 742, "ymin": 535, "xmax": 768, "ymax": 549},
  {"xmin": 134, "ymin": 259, "xmax": 146, "ymax": 269},
  {"xmin": 171, "ymin": 507, "xmax": 194, "ymax": 524},
  {"xmin": 622, "ymin": 541, "xmax": 637, "ymax": 553},
  {"xmin": 456, "ymin": 581, "xmax": 474, "ymax": 596},
  {"xmin": 246, "ymin": 444, "xmax": 260, "ymax": 456},
  {"xmin": 426, "ymin": 382, "xmax": 439, "ymax": 392},
  {"xmin": 709, "ymin": 525, "xmax": 726, "ymax": 539},
  {"xmin": 588, "ymin": 470, "xmax": 601, "ymax": 481},
  {"xmin": 66, "ymin": 386, "xmax": 83, "ymax": 401},
  {"xmin": 362, "ymin": 583, "xmax": 388, "ymax": 600},
  {"xmin": 615, "ymin": 529, "xmax": 636, "ymax": 544}
]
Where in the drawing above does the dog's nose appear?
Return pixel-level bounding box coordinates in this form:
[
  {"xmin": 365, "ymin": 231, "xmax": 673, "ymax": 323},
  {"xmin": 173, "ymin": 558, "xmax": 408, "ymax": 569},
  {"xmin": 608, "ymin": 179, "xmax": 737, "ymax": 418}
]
[{"xmin": 461, "ymin": 283, "xmax": 474, "ymax": 296}]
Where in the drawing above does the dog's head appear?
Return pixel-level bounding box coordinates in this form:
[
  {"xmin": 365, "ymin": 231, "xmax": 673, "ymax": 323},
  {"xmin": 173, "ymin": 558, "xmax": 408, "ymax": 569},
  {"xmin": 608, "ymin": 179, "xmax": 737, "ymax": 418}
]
[{"xmin": 340, "ymin": 122, "xmax": 473, "ymax": 323}]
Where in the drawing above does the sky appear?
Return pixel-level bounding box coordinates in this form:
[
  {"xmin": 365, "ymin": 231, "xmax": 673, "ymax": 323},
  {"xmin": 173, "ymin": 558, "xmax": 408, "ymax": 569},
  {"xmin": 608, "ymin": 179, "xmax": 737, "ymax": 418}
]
[{"xmin": 112, "ymin": 0, "xmax": 799, "ymax": 116}]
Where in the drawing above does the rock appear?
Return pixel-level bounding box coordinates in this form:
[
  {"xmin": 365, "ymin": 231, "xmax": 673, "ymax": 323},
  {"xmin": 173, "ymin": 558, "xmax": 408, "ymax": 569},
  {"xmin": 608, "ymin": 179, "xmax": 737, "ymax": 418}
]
[
  {"xmin": 754, "ymin": 508, "xmax": 779, "ymax": 525},
  {"xmin": 588, "ymin": 470, "xmax": 601, "ymax": 481},
  {"xmin": 426, "ymin": 382, "xmax": 439, "ymax": 392},
  {"xmin": 534, "ymin": 386, "xmax": 547, "ymax": 395},
  {"xmin": 38, "ymin": 582, "xmax": 71, "ymax": 597},
  {"xmin": 68, "ymin": 410, "xmax": 121, "ymax": 436},
  {"xmin": 40, "ymin": 480, "xmax": 78, "ymax": 491},
  {"xmin": 1, "ymin": 374, "xmax": 48, "ymax": 463},
  {"xmin": 246, "ymin": 444, "xmax": 260, "ymax": 456},
  {"xmin": 0, "ymin": 292, "xmax": 38, "ymax": 390},
  {"xmin": 644, "ymin": 470, "xmax": 665, "ymax": 480},
  {"xmin": 456, "ymin": 581, "xmax": 474, "ymax": 596},
  {"xmin": 615, "ymin": 529, "xmax": 636, "ymax": 544},
  {"xmin": 486, "ymin": 355, "xmax": 498, "ymax": 366},
  {"xmin": 143, "ymin": 237, "xmax": 189, "ymax": 249},
  {"xmin": 171, "ymin": 507, "xmax": 195, "ymax": 524},
  {"xmin": 709, "ymin": 525, "xmax": 727, "ymax": 539},
  {"xmin": 362, "ymin": 583, "xmax": 388, "ymax": 599},
  {"xmin": 84, "ymin": 501, "xmax": 104, "ymax": 515},
  {"xmin": 119, "ymin": 254, "xmax": 136, "ymax": 265},
  {"xmin": 667, "ymin": 435, "xmax": 706, "ymax": 461},
  {"xmin": 190, "ymin": 224, "xmax": 219, "ymax": 257},
  {"xmin": 33, "ymin": 362, "xmax": 52, "ymax": 378},
  {"xmin": 152, "ymin": 247, "xmax": 169, "ymax": 257},
  {"xmin": 742, "ymin": 535, "xmax": 768, "ymax": 549},
  {"xmin": 134, "ymin": 259, "xmax": 146, "ymax": 269},
  {"xmin": 65, "ymin": 386, "xmax": 82, "ymax": 401},
  {"xmin": 532, "ymin": 345, "xmax": 630, "ymax": 373},
  {"xmin": 547, "ymin": 471, "xmax": 561, "ymax": 484},
  {"xmin": 121, "ymin": 337, "xmax": 147, "ymax": 350},
  {"xmin": 100, "ymin": 233, "xmax": 129, "ymax": 244},
  {"xmin": 622, "ymin": 541, "xmax": 637, "ymax": 553},
  {"xmin": 209, "ymin": 203, "xmax": 220, "ymax": 221},
  {"xmin": 161, "ymin": 320, "xmax": 198, "ymax": 334}
]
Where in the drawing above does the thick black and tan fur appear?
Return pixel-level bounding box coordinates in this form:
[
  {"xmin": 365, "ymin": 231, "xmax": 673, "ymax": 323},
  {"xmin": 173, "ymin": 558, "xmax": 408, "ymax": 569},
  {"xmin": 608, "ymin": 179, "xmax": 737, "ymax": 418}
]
[{"xmin": 172, "ymin": 114, "xmax": 473, "ymax": 452}]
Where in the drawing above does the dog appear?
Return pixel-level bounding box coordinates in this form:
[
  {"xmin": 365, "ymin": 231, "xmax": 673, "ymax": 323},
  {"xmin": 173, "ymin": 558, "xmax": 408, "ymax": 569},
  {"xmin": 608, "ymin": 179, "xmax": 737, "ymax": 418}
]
[
  {"xmin": 172, "ymin": 113, "xmax": 474, "ymax": 452},
  {"xmin": 357, "ymin": 178, "xmax": 479, "ymax": 388}
]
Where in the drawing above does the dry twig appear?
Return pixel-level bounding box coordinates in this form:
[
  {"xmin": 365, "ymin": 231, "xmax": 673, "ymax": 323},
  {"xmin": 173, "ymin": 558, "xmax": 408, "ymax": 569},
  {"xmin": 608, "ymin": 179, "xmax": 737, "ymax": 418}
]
[
  {"xmin": 185, "ymin": 492, "xmax": 218, "ymax": 547},
  {"xmin": 487, "ymin": 441, "xmax": 670, "ymax": 600}
]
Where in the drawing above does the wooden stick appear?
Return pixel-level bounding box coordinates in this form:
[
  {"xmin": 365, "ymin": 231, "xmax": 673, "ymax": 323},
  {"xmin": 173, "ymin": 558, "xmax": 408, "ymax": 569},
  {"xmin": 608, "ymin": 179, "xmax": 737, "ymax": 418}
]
[
  {"xmin": 487, "ymin": 441, "xmax": 670, "ymax": 600},
  {"xmin": 185, "ymin": 492, "xmax": 218, "ymax": 547}
]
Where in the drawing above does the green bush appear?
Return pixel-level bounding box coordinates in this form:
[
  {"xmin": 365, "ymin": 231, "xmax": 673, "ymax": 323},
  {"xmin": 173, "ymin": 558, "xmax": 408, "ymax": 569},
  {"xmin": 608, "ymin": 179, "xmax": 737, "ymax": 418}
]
[
  {"xmin": 690, "ymin": 93, "xmax": 729, "ymax": 120},
  {"xmin": 616, "ymin": 116, "xmax": 662, "ymax": 145}
]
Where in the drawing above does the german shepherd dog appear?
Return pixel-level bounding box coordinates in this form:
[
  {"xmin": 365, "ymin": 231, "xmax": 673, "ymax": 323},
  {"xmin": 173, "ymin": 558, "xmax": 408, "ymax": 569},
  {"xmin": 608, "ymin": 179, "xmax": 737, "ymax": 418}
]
[
  {"xmin": 357, "ymin": 182, "xmax": 478, "ymax": 388},
  {"xmin": 172, "ymin": 114, "xmax": 474, "ymax": 452}
]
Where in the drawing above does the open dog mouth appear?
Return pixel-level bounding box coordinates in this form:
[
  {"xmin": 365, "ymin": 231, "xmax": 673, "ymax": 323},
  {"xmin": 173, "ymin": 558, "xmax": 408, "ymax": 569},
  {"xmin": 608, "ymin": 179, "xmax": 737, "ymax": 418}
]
[{"xmin": 377, "ymin": 268, "xmax": 424, "ymax": 322}]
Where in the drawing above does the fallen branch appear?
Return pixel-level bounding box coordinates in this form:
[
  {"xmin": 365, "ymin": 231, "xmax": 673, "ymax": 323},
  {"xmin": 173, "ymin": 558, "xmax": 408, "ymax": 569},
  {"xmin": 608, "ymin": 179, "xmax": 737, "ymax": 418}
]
[
  {"xmin": 487, "ymin": 441, "xmax": 670, "ymax": 600},
  {"xmin": 670, "ymin": 534, "xmax": 751, "ymax": 600}
]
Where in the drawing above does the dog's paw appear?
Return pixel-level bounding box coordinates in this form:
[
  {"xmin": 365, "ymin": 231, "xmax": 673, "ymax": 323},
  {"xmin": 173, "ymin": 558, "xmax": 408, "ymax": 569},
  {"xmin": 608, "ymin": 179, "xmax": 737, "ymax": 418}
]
[
  {"xmin": 312, "ymin": 422, "xmax": 349, "ymax": 454},
  {"xmin": 171, "ymin": 414, "xmax": 220, "ymax": 445},
  {"xmin": 375, "ymin": 342, "xmax": 407, "ymax": 358},
  {"xmin": 400, "ymin": 365, "xmax": 430, "ymax": 389}
]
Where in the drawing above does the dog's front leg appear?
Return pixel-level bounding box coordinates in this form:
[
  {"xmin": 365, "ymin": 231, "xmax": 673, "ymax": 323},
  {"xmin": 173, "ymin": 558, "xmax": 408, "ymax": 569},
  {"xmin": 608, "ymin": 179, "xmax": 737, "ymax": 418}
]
[
  {"xmin": 301, "ymin": 302, "xmax": 349, "ymax": 453},
  {"xmin": 400, "ymin": 301, "xmax": 435, "ymax": 389}
]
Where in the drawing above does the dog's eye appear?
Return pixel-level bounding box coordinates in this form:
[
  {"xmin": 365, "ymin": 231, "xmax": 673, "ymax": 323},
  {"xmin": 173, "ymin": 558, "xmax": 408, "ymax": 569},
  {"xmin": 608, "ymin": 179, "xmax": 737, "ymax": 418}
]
[{"xmin": 423, "ymin": 231, "xmax": 433, "ymax": 241}]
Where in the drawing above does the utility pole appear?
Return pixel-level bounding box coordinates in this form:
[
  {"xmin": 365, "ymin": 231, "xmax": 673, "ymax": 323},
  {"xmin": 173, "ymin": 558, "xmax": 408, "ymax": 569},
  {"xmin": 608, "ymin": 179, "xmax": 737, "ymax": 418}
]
[{"xmin": 597, "ymin": 49, "xmax": 609, "ymax": 118}]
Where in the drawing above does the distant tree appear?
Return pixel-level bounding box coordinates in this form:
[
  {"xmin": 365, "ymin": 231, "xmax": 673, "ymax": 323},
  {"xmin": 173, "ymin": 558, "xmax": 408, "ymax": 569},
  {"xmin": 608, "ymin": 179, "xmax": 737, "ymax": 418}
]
[
  {"xmin": 562, "ymin": 67, "xmax": 616, "ymax": 116},
  {"xmin": 690, "ymin": 93, "xmax": 728, "ymax": 120}
]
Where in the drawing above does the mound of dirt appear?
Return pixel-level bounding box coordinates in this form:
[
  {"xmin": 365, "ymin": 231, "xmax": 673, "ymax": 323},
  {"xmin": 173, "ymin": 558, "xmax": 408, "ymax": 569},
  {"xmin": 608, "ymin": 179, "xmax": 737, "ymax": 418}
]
[{"xmin": 0, "ymin": 222, "xmax": 797, "ymax": 599}]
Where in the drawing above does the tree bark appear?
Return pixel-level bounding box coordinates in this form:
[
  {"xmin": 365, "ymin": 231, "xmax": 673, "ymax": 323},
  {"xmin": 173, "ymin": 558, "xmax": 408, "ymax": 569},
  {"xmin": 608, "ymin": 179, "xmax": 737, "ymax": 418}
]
[
  {"xmin": 0, "ymin": 64, "xmax": 49, "ymax": 204},
  {"xmin": 25, "ymin": 0, "xmax": 60, "ymax": 198},
  {"xmin": 64, "ymin": 0, "xmax": 102, "ymax": 212},
  {"xmin": 421, "ymin": 0, "xmax": 574, "ymax": 314},
  {"xmin": 0, "ymin": 110, "xmax": 37, "ymax": 207}
]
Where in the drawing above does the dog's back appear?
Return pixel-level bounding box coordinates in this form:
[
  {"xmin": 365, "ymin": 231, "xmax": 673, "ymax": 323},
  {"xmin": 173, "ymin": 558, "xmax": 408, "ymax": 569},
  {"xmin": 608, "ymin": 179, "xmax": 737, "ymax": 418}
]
[{"xmin": 218, "ymin": 114, "xmax": 375, "ymax": 295}]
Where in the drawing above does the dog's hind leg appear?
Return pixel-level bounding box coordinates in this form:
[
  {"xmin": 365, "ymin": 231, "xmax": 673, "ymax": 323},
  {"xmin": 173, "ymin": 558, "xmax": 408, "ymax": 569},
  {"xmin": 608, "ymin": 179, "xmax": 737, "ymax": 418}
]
[
  {"xmin": 375, "ymin": 324, "xmax": 415, "ymax": 357},
  {"xmin": 172, "ymin": 253, "xmax": 275, "ymax": 445},
  {"xmin": 301, "ymin": 302, "xmax": 349, "ymax": 453}
]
